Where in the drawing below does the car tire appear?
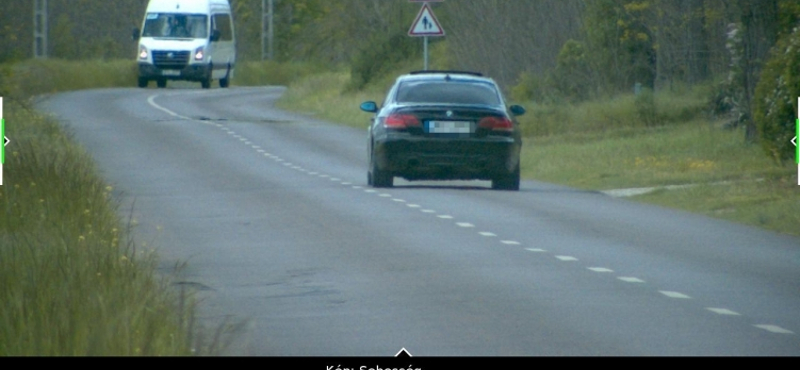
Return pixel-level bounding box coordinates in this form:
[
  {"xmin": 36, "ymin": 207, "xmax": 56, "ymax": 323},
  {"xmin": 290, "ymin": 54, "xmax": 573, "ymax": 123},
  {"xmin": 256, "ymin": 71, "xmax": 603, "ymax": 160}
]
[
  {"xmin": 156, "ymin": 78, "xmax": 167, "ymax": 88},
  {"xmin": 138, "ymin": 77, "xmax": 148, "ymax": 88},
  {"xmin": 370, "ymin": 152, "xmax": 393, "ymax": 188},
  {"xmin": 492, "ymin": 163, "xmax": 520, "ymax": 191}
]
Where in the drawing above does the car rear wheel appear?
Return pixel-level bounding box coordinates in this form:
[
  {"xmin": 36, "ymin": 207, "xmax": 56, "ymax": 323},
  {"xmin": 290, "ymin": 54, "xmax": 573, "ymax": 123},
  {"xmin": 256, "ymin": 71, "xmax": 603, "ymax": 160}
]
[
  {"xmin": 369, "ymin": 152, "xmax": 393, "ymax": 188},
  {"xmin": 492, "ymin": 163, "xmax": 520, "ymax": 191}
]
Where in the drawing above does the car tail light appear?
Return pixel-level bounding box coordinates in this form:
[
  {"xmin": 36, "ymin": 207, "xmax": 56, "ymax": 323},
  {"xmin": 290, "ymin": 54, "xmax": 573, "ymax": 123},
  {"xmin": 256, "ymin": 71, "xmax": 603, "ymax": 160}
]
[
  {"xmin": 384, "ymin": 114, "xmax": 421, "ymax": 129},
  {"xmin": 478, "ymin": 116, "xmax": 514, "ymax": 132}
]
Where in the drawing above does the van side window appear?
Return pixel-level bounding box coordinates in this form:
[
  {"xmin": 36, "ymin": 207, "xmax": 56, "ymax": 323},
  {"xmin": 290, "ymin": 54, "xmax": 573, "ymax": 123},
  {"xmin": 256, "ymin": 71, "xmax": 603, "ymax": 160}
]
[{"xmin": 212, "ymin": 14, "xmax": 233, "ymax": 41}]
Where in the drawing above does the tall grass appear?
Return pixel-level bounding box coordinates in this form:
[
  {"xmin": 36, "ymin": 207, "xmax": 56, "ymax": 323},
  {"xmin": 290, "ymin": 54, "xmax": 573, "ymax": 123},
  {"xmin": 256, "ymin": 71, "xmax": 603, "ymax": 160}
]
[{"xmin": 0, "ymin": 59, "xmax": 218, "ymax": 355}]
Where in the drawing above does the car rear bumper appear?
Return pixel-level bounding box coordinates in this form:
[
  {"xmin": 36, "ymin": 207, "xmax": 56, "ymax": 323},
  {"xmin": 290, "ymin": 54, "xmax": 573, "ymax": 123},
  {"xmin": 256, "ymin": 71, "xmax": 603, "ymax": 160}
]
[{"xmin": 374, "ymin": 134, "xmax": 520, "ymax": 181}]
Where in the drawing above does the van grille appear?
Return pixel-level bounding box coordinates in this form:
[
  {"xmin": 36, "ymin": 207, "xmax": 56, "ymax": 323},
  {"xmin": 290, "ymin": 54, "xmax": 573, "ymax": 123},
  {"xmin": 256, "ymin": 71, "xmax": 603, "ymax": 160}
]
[{"xmin": 152, "ymin": 50, "xmax": 190, "ymax": 69}]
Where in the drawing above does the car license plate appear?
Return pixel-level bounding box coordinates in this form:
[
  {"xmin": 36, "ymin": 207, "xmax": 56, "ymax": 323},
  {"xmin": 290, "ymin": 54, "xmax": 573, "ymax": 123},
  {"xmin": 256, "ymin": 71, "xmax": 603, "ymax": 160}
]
[
  {"xmin": 161, "ymin": 70, "xmax": 180, "ymax": 76},
  {"xmin": 426, "ymin": 121, "xmax": 472, "ymax": 134}
]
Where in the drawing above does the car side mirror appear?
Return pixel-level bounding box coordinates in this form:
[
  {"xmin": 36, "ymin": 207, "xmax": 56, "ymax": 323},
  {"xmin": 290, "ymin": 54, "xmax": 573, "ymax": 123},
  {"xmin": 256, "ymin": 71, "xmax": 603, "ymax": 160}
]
[
  {"xmin": 360, "ymin": 101, "xmax": 378, "ymax": 113},
  {"xmin": 132, "ymin": 28, "xmax": 140, "ymax": 41},
  {"xmin": 510, "ymin": 105, "xmax": 526, "ymax": 116},
  {"xmin": 210, "ymin": 29, "xmax": 221, "ymax": 42}
]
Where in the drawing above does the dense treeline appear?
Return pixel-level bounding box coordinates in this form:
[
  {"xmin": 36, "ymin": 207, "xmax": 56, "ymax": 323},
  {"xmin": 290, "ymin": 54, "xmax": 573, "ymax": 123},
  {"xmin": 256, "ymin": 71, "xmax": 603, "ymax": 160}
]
[{"xmin": 1, "ymin": 0, "xmax": 798, "ymax": 161}]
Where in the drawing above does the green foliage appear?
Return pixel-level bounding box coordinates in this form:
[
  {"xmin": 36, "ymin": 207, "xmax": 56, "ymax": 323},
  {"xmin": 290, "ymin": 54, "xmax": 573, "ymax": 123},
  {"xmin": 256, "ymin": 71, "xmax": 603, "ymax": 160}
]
[
  {"xmin": 635, "ymin": 87, "xmax": 660, "ymax": 127},
  {"xmin": 510, "ymin": 71, "xmax": 554, "ymax": 103},
  {"xmin": 232, "ymin": 60, "xmax": 328, "ymax": 86},
  {"xmin": 581, "ymin": 0, "xmax": 656, "ymax": 93},
  {"xmin": 346, "ymin": 31, "xmax": 420, "ymax": 92},
  {"xmin": 0, "ymin": 101, "xmax": 199, "ymax": 355},
  {"xmin": 753, "ymin": 25, "xmax": 800, "ymax": 163},
  {"xmin": 552, "ymin": 39, "xmax": 592, "ymax": 102},
  {"xmin": 5, "ymin": 59, "xmax": 136, "ymax": 97}
]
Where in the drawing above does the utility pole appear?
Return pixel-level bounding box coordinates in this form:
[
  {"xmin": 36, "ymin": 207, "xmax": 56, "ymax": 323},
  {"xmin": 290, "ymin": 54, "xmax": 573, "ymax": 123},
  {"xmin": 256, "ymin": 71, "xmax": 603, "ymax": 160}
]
[
  {"xmin": 33, "ymin": 0, "xmax": 48, "ymax": 58},
  {"xmin": 262, "ymin": 0, "xmax": 274, "ymax": 60}
]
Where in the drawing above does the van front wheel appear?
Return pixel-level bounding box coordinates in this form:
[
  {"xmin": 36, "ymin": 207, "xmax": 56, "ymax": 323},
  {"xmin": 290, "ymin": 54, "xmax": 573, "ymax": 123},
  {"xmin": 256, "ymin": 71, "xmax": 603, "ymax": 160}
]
[
  {"xmin": 219, "ymin": 64, "xmax": 231, "ymax": 88},
  {"xmin": 138, "ymin": 77, "xmax": 148, "ymax": 88}
]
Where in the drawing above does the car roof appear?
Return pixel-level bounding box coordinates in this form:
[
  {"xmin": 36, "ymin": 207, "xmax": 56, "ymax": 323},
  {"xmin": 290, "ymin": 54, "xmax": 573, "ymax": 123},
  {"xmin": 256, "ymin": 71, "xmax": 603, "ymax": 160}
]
[{"xmin": 396, "ymin": 71, "xmax": 497, "ymax": 85}]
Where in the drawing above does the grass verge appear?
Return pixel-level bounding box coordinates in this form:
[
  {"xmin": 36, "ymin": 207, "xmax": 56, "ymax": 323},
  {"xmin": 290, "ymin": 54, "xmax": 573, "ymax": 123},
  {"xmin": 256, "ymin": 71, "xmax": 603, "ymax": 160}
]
[
  {"xmin": 0, "ymin": 59, "xmax": 223, "ymax": 355},
  {"xmin": 274, "ymin": 60, "xmax": 800, "ymax": 237}
]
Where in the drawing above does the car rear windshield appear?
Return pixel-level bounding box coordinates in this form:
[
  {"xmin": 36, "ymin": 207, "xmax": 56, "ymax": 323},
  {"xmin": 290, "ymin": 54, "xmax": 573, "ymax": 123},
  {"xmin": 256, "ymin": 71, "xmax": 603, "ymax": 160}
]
[{"xmin": 395, "ymin": 80, "xmax": 501, "ymax": 105}]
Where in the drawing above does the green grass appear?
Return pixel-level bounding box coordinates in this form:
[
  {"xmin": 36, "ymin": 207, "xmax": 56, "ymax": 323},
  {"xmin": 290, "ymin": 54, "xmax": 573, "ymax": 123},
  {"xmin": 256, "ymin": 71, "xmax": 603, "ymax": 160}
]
[
  {"xmin": 232, "ymin": 60, "xmax": 328, "ymax": 87},
  {"xmin": 274, "ymin": 58, "xmax": 800, "ymax": 237},
  {"xmin": 3, "ymin": 59, "xmax": 137, "ymax": 98},
  {"xmin": 0, "ymin": 59, "xmax": 225, "ymax": 355}
]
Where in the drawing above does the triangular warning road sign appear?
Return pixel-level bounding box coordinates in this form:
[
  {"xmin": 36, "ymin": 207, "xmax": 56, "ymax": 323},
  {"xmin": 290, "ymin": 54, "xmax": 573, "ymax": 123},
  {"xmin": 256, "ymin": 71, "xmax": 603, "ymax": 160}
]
[{"xmin": 408, "ymin": 3, "xmax": 444, "ymax": 37}]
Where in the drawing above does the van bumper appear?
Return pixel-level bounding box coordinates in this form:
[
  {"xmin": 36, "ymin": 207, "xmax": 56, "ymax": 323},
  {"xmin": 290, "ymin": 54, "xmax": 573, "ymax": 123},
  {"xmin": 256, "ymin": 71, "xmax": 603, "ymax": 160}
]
[{"xmin": 138, "ymin": 63, "xmax": 211, "ymax": 81}]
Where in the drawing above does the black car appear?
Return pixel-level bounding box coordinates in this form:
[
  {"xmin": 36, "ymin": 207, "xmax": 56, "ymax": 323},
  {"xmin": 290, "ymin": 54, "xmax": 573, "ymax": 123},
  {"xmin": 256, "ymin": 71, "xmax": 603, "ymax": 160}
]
[{"xmin": 360, "ymin": 70, "xmax": 526, "ymax": 190}]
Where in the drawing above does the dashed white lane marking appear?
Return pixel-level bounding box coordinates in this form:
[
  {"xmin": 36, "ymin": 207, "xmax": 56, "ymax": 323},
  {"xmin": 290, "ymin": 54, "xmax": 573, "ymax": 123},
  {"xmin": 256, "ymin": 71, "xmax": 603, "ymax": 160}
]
[
  {"xmin": 456, "ymin": 222, "xmax": 475, "ymax": 228},
  {"xmin": 660, "ymin": 291, "xmax": 691, "ymax": 299},
  {"xmin": 257, "ymin": 149, "xmax": 265, "ymax": 153},
  {"xmin": 501, "ymin": 240, "xmax": 520, "ymax": 245},
  {"xmin": 407, "ymin": 204, "xmax": 421, "ymax": 208},
  {"xmin": 421, "ymin": 209, "xmax": 435, "ymax": 213},
  {"xmin": 365, "ymin": 189, "xmax": 377, "ymax": 193},
  {"xmin": 393, "ymin": 199, "xmax": 406, "ymax": 203},
  {"xmin": 330, "ymin": 178, "xmax": 341, "ymax": 181},
  {"xmin": 555, "ymin": 255, "xmax": 578, "ymax": 261},
  {"xmin": 707, "ymin": 308, "xmax": 740, "ymax": 315},
  {"xmin": 754, "ymin": 325, "xmax": 794, "ymax": 334},
  {"xmin": 437, "ymin": 215, "xmax": 454, "ymax": 219},
  {"xmin": 379, "ymin": 193, "xmax": 392, "ymax": 197},
  {"xmin": 588, "ymin": 267, "xmax": 614, "ymax": 273},
  {"xmin": 341, "ymin": 182, "xmax": 352, "ymax": 186},
  {"xmin": 479, "ymin": 232, "xmax": 496, "ymax": 237},
  {"xmin": 525, "ymin": 248, "xmax": 546, "ymax": 252},
  {"xmin": 618, "ymin": 277, "xmax": 645, "ymax": 283},
  {"xmin": 308, "ymin": 172, "xmax": 318, "ymax": 175},
  {"xmin": 352, "ymin": 186, "xmax": 363, "ymax": 189}
]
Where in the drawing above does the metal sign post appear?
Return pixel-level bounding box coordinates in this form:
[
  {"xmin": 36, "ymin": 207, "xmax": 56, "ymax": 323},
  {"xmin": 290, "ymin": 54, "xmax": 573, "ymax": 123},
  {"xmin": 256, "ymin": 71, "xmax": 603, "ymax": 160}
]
[{"xmin": 408, "ymin": 1, "xmax": 445, "ymax": 71}]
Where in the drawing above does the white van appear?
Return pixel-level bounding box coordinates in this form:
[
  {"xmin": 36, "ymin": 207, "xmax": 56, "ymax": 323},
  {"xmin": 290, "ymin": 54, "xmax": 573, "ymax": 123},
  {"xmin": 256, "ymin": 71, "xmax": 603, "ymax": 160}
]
[{"xmin": 133, "ymin": 0, "xmax": 235, "ymax": 89}]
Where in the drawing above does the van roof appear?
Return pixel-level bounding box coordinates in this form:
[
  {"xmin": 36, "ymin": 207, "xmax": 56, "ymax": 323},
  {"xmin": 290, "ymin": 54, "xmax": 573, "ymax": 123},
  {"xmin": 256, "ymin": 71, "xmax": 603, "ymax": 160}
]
[{"xmin": 146, "ymin": 0, "xmax": 230, "ymax": 14}]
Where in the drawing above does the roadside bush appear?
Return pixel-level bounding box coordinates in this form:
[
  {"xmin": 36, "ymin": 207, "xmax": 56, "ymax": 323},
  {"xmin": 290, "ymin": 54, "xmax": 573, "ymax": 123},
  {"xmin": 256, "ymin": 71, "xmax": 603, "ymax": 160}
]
[
  {"xmin": 753, "ymin": 25, "xmax": 800, "ymax": 163},
  {"xmin": 347, "ymin": 31, "xmax": 419, "ymax": 92}
]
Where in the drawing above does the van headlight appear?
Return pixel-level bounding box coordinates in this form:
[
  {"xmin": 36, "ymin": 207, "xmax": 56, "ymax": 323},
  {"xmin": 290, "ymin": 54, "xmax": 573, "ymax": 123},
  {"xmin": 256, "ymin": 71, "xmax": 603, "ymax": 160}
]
[
  {"xmin": 139, "ymin": 46, "xmax": 148, "ymax": 60},
  {"xmin": 194, "ymin": 46, "xmax": 205, "ymax": 61}
]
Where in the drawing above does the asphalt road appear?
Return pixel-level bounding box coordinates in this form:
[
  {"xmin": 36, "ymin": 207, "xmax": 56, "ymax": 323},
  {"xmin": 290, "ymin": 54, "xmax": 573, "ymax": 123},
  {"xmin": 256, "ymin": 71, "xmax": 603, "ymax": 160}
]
[{"xmin": 38, "ymin": 86, "xmax": 800, "ymax": 356}]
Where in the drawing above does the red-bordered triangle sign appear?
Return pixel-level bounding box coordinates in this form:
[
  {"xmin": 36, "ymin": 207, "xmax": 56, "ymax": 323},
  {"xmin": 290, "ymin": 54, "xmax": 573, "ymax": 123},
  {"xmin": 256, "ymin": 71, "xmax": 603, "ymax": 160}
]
[{"xmin": 408, "ymin": 3, "xmax": 444, "ymax": 37}]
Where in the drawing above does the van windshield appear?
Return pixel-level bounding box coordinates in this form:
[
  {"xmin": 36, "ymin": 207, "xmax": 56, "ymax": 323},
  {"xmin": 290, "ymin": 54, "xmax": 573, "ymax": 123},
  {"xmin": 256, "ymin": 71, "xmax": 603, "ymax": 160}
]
[{"xmin": 142, "ymin": 13, "xmax": 208, "ymax": 39}]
